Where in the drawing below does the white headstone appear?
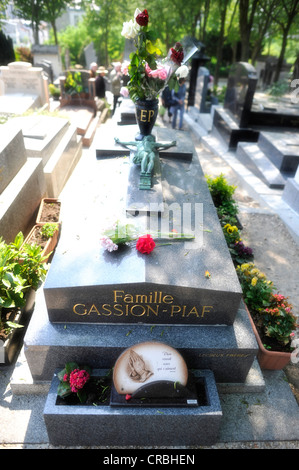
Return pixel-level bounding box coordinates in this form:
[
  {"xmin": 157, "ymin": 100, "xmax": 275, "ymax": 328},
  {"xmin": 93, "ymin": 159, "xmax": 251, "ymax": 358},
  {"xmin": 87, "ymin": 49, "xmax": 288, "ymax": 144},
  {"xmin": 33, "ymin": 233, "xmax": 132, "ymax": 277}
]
[{"xmin": 113, "ymin": 341, "xmax": 188, "ymax": 395}]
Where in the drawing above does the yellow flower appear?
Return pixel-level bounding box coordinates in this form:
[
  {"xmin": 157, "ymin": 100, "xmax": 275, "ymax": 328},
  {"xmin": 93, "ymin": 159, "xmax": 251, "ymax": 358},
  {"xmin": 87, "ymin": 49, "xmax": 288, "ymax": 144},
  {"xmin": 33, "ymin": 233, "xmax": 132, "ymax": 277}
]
[
  {"xmin": 250, "ymin": 268, "xmax": 259, "ymax": 275},
  {"xmin": 205, "ymin": 270, "xmax": 211, "ymax": 279},
  {"xmin": 251, "ymin": 277, "xmax": 258, "ymax": 286}
]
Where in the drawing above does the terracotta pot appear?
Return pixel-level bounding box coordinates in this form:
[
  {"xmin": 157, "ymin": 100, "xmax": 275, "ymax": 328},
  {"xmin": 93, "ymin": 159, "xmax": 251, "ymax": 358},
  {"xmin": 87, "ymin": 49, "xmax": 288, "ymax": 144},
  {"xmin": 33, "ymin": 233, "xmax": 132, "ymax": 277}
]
[
  {"xmin": 135, "ymin": 99, "xmax": 159, "ymax": 140},
  {"xmin": 36, "ymin": 198, "xmax": 61, "ymax": 225},
  {"xmin": 22, "ymin": 224, "xmax": 60, "ymax": 263},
  {"xmin": 246, "ymin": 304, "xmax": 291, "ymax": 370}
]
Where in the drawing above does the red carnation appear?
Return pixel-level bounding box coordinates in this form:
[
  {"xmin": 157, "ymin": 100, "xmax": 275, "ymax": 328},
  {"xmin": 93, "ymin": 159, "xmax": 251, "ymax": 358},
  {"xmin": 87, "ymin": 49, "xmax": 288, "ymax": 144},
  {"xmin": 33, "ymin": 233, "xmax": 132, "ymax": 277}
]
[
  {"xmin": 170, "ymin": 42, "xmax": 184, "ymax": 65},
  {"xmin": 136, "ymin": 234, "xmax": 155, "ymax": 254},
  {"xmin": 135, "ymin": 9, "xmax": 149, "ymax": 27}
]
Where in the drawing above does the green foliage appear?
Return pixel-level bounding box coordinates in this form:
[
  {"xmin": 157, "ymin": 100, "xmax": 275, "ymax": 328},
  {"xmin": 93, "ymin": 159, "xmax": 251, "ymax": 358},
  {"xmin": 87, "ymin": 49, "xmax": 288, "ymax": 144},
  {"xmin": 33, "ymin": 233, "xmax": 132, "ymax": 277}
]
[
  {"xmin": 268, "ymin": 80, "xmax": 290, "ymax": 97},
  {"xmin": 49, "ymin": 84, "xmax": 60, "ymax": 98},
  {"xmin": 0, "ymin": 232, "xmax": 48, "ymax": 336},
  {"xmin": 261, "ymin": 293, "xmax": 297, "ymax": 346},
  {"xmin": 64, "ymin": 71, "xmax": 83, "ymax": 95},
  {"xmin": 41, "ymin": 223, "xmax": 59, "ymax": 239},
  {"xmin": 236, "ymin": 263, "xmax": 274, "ymax": 313},
  {"xmin": 206, "ymin": 173, "xmax": 238, "ymax": 221}
]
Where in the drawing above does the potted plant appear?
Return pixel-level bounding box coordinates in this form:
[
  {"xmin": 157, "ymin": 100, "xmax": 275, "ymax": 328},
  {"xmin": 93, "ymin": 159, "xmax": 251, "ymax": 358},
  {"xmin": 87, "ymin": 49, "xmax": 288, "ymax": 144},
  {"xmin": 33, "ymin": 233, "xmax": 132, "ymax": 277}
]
[
  {"xmin": 0, "ymin": 232, "xmax": 48, "ymax": 363},
  {"xmin": 49, "ymin": 84, "xmax": 61, "ymax": 100},
  {"xmin": 23, "ymin": 223, "xmax": 60, "ymax": 262},
  {"xmin": 236, "ymin": 262, "xmax": 298, "ymax": 369},
  {"xmin": 36, "ymin": 198, "xmax": 61, "ymax": 225}
]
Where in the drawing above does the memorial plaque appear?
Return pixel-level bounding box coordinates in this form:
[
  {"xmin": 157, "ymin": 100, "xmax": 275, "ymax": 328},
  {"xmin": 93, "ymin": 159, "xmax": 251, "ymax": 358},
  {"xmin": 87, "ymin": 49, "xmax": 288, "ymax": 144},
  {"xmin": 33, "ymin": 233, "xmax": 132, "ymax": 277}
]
[{"xmin": 113, "ymin": 341, "xmax": 188, "ymax": 395}]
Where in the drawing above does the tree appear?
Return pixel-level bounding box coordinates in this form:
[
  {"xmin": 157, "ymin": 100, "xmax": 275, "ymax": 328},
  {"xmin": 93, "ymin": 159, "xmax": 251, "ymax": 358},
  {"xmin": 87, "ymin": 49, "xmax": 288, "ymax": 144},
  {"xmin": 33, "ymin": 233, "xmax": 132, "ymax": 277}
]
[
  {"xmin": 214, "ymin": 0, "xmax": 231, "ymax": 86},
  {"xmin": 13, "ymin": 0, "xmax": 46, "ymax": 45},
  {"xmin": 270, "ymin": 0, "xmax": 299, "ymax": 82},
  {"xmin": 238, "ymin": 0, "xmax": 259, "ymax": 61},
  {"xmin": 42, "ymin": 0, "xmax": 69, "ymax": 45}
]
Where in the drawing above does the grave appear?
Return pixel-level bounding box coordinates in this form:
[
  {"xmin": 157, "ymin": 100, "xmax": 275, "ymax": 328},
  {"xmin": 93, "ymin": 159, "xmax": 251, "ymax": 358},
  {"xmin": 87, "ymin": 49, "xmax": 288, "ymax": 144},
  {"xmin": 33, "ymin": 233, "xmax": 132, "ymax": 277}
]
[
  {"xmin": 8, "ymin": 114, "xmax": 83, "ymax": 197},
  {"xmin": 44, "ymin": 347, "xmax": 222, "ymax": 447},
  {"xmin": 212, "ymin": 62, "xmax": 299, "ymax": 151},
  {"xmin": 0, "ymin": 62, "xmax": 49, "ymax": 115},
  {"xmin": 282, "ymin": 163, "xmax": 299, "ymax": 213},
  {"xmin": 20, "ymin": 123, "xmax": 258, "ymax": 446},
  {"xmin": 235, "ymin": 129, "xmax": 299, "ymax": 189},
  {"xmin": 213, "ymin": 62, "xmax": 259, "ymax": 150},
  {"xmin": 0, "ymin": 120, "xmax": 46, "ymax": 243},
  {"xmin": 15, "ymin": 117, "xmax": 257, "ymax": 445}
]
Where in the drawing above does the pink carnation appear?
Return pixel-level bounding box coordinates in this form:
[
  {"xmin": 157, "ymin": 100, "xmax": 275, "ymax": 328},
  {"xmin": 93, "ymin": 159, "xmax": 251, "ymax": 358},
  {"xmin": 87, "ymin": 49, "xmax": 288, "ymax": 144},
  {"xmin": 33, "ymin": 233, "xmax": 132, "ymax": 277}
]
[
  {"xmin": 145, "ymin": 63, "xmax": 168, "ymax": 80},
  {"xmin": 69, "ymin": 369, "xmax": 90, "ymax": 393}
]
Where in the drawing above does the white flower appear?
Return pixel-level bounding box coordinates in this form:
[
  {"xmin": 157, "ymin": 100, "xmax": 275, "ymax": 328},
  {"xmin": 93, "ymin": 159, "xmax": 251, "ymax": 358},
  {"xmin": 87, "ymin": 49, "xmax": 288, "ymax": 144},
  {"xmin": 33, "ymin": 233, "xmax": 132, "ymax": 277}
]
[
  {"xmin": 121, "ymin": 19, "xmax": 140, "ymax": 39},
  {"xmin": 134, "ymin": 8, "xmax": 142, "ymax": 19},
  {"xmin": 175, "ymin": 65, "xmax": 189, "ymax": 79},
  {"xmin": 100, "ymin": 236, "xmax": 118, "ymax": 252}
]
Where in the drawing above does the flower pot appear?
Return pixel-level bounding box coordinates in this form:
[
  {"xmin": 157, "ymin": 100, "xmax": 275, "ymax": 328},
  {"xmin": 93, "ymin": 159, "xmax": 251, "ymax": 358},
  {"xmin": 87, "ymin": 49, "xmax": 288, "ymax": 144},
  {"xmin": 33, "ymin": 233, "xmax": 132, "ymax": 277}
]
[
  {"xmin": 135, "ymin": 99, "xmax": 159, "ymax": 140},
  {"xmin": 23, "ymin": 224, "xmax": 60, "ymax": 263},
  {"xmin": 246, "ymin": 304, "xmax": 291, "ymax": 370},
  {"xmin": 0, "ymin": 288, "xmax": 36, "ymax": 364},
  {"xmin": 36, "ymin": 198, "xmax": 61, "ymax": 225}
]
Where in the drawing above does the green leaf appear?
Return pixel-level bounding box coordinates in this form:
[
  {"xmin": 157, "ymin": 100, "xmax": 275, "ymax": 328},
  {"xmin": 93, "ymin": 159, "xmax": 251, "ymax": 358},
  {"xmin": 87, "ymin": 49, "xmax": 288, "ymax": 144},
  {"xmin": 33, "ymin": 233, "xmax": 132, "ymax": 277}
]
[
  {"xmin": 65, "ymin": 362, "xmax": 79, "ymax": 374},
  {"xmin": 77, "ymin": 389, "xmax": 87, "ymax": 403},
  {"xmin": 6, "ymin": 321, "xmax": 24, "ymax": 329},
  {"xmin": 57, "ymin": 381, "xmax": 72, "ymax": 398}
]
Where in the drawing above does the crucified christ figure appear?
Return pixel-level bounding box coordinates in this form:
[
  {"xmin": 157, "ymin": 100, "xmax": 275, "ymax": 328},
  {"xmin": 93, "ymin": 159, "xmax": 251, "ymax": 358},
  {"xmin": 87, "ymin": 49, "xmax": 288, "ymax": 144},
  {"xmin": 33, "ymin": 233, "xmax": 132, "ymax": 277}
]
[{"xmin": 115, "ymin": 135, "xmax": 176, "ymax": 189}]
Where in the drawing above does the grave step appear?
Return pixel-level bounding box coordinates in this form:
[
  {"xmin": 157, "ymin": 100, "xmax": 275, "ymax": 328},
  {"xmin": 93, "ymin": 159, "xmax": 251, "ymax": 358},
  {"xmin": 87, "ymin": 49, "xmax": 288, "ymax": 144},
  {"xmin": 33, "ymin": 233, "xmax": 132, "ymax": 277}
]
[
  {"xmin": 236, "ymin": 142, "xmax": 286, "ymax": 189},
  {"xmin": 0, "ymin": 157, "xmax": 46, "ymax": 243},
  {"xmin": 12, "ymin": 115, "xmax": 70, "ymax": 166},
  {"xmin": 282, "ymin": 177, "xmax": 299, "ymax": 213},
  {"xmin": 43, "ymin": 124, "xmax": 82, "ymax": 197},
  {"xmin": 258, "ymin": 130, "xmax": 299, "ymax": 174},
  {"xmin": 23, "ymin": 289, "xmax": 258, "ymax": 385},
  {"xmin": 82, "ymin": 114, "xmax": 100, "ymax": 147},
  {"xmin": 43, "ymin": 368, "xmax": 222, "ymax": 447}
]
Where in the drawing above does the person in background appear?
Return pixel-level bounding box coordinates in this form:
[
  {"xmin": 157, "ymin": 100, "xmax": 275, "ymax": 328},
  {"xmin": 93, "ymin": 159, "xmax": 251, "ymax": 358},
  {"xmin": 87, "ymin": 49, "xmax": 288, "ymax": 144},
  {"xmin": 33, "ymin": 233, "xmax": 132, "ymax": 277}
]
[
  {"xmin": 110, "ymin": 62, "xmax": 122, "ymax": 115},
  {"xmin": 95, "ymin": 66, "xmax": 108, "ymax": 99},
  {"xmin": 171, "ymin": 78, "xmax": 186, "ymax": 130},
  {"xmin": 161, "ymin": 85, "xmax": 176, "ymax": 122},
  {"xmin": 90, "ymin": 62, "xmax": 98, "ymax": 78}
]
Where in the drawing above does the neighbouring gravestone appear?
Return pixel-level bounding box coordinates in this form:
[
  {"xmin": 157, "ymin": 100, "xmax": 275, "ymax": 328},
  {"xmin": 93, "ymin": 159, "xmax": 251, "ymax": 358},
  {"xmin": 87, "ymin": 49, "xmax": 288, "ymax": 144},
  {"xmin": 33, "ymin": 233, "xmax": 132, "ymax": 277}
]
[
  {"xmin": 0, "ymin": 61, "xmax": 49, "ymax": 115},
  {"xmin": 282, "ymin": 159, "xmax": 299, "ymax": 212},
  {"xmin": 213, "ymin": 62, "xmax": 259, "ymax": 149},
  {"xmin": 195, "ymin": 67, "xmax": 210, "ymax": 113}
]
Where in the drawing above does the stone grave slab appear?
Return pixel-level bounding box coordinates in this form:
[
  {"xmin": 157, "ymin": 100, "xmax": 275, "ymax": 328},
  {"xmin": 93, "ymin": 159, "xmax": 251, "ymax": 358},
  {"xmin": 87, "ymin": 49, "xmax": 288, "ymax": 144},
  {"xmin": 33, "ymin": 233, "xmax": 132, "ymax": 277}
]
[
  {"xmin": 0, "ymin": 157, "xmax": 46, "ymax": 243},
  {"xmin": 258, "ymin": 130, "xmax": 299, "ymax": 174},
  {"xmin": 236, "ymin": 142, "xmax": 286, "ymax": 189},
  {"xmin": 0, "ymin": 122, "xmax": 27, "ymax": 194},
  {"xmin": 0, "ymin": 61, "xmax": 49, "ymax": 111},
  {"xmin": 11, "ymin": 115, "xmax": 70, "ymax": 166},
  {"xmin": 44, "ymin": 129, "xmax": 242, "ymax": 326}
]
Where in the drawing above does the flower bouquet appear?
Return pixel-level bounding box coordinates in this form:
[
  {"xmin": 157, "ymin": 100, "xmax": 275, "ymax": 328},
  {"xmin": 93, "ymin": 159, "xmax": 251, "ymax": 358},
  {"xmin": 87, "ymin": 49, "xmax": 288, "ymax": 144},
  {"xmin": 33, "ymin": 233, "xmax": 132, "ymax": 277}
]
[
  {"xmin": 57, "ymin": 362, "xmax": 91, "ymax": 403},
  {"xmin": 100, "ymin": 220, "xmax": 194, "ymax": 255},
  {"xmin": 121, "ymin": 8, "xmax": 192, "ymax": 103}
]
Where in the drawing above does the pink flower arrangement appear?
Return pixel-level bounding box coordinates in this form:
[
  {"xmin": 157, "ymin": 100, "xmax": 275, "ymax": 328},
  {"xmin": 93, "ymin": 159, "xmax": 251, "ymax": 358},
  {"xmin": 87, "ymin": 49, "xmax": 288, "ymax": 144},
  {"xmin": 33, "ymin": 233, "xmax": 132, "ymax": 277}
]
[
  {"xmin": 57, "ymin": 362, "xmax": 92, "ymax": 403},
  {"xmin": 64, "ymin": 369, "xmax": 90, "ymax": 393}
]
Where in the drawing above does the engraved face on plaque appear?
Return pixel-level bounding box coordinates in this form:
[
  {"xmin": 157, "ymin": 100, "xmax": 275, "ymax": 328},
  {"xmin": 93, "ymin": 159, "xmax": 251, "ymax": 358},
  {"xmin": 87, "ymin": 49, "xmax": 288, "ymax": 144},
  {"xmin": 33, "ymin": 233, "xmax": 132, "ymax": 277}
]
[{"xmin": 113, "ymin": 341, "xmax": 188, "ymax": 395}]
